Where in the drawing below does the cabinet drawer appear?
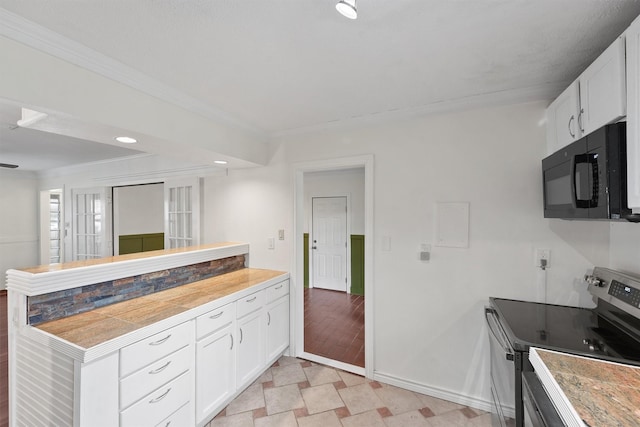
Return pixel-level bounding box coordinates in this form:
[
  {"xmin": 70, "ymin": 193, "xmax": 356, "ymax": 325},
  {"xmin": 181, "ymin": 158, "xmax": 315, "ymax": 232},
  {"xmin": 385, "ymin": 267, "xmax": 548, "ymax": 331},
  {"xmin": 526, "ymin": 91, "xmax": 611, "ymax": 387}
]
[
  {"xmin": 120, "ymin": 345, "xmax": 191, "ymax": 409},
  {"xmin": 120, "ymin": 371, "xmax": 191, "ymax": 427},
  {"xmin": 121, "ymin": 321, "xmax": 192, "ymax": 377},
  {"xmin": 155, "ymin": 401, "xmax": 192, "ymax": 427},
  {"xmin": 196, "ymin": 303, "xmax": 235, "ymax": 340},
  {"xmin": 236, "ymin": 290, "xmax": 264, "ymax": 318},
  {"xmin": 266, "ymin": 280, "xmax": 289, "ymax": 303}
]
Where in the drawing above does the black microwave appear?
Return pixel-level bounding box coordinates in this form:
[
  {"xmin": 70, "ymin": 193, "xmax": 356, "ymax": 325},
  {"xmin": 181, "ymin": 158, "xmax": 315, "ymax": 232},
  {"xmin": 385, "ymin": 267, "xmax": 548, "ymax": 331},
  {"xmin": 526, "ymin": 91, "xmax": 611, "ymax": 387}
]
[{"xmin": 542, "ymin": 122, "xmax": 634, "ymax": 221}]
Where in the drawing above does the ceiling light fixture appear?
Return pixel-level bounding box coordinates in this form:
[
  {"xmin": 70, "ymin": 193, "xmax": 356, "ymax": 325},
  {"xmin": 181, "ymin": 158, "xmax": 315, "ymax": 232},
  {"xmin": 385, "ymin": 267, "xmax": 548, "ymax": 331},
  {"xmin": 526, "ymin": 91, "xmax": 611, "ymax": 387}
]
[
  {"xmin": 115, "ymin": 136, "xmax": 137, "ymax": 144},
  {"xmin": 336, "ymin": 0, "xmax": 357, "ymax": 19},
  {"xmin": 214, "ymin": 160, "xmax": 228, "ymax": 165}
]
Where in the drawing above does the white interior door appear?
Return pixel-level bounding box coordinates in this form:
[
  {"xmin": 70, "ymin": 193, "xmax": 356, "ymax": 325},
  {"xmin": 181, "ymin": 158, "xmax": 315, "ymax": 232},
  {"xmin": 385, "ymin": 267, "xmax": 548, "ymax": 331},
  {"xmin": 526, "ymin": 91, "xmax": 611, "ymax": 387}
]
[
  {"xmin": 164, "ymin": 177, "xmax": 200, "ymax": 249},
  {"xmin": 311, "ymin": 197, "xmax": 347, "ymax": 292},
  {"xmin": 71, "ymin": 187, "xmax": 111, "ymax": 260}
]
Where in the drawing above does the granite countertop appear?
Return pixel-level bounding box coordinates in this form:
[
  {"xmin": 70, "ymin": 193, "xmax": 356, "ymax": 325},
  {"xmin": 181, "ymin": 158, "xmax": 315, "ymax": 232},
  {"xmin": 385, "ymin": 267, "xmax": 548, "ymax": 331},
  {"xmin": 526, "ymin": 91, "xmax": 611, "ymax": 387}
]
[
  {"xmin": 34, "ymin": 268, "xmax": 286, "ymax": 349},
  {"xmin": 531, "ymin": 348, "xmax": 640, "ymax": 427}
]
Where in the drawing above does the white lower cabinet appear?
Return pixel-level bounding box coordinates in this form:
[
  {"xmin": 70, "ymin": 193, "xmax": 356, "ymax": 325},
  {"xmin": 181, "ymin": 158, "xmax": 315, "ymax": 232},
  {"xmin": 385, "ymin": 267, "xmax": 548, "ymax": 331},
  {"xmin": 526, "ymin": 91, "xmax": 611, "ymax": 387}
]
[
  {"xmin": 119, "ymin": 321, "xmax": 195, "ymax": 427},
  {"xmin": 236, "ymin": 306, "xmax": 265, "ymax": 387},
  {"xmin": 196, "ymin": 321, "xmax": 236, "ymax": 424},
  {"xmin": 266, "ymin": 294, "xmax": 290, "ymax": 363},
  {"xmin": 120, "ymin": 371, "xmax": 193, "ymax": 427}
]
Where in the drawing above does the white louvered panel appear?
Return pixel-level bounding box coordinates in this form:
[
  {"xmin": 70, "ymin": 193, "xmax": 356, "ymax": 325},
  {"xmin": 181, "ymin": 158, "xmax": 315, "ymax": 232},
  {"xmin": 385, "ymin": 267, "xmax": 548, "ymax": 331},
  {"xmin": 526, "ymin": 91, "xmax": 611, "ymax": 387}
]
[{"xmin": 15, "ymin": 333, "xmax": 74, "ymax": 426}]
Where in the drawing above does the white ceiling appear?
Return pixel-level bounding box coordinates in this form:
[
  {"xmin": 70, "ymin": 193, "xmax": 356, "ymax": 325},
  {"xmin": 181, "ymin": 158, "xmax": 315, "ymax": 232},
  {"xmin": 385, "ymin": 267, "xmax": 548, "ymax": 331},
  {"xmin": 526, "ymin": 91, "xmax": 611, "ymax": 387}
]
[{"xmin": 1, "ymin": 0, "xmax": 640, "ymax": 170}]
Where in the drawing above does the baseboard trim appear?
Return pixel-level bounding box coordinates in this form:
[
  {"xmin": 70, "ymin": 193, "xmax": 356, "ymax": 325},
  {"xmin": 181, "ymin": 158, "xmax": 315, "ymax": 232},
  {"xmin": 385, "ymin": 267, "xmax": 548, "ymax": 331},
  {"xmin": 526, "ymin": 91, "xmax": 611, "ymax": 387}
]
[{"xmin": 373, "ymin": 371, "xmax": 495, "ymax": 414}]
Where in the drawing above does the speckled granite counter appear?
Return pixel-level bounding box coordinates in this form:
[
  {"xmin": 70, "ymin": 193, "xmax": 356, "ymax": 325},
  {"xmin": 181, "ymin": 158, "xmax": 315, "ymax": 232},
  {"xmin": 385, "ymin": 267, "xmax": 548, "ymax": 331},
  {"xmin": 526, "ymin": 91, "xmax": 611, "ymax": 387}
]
[
  {"xmin": 34, "ymin": 268, "xmax": 286, "ymax": 349},
  {"xmin": 530, "ymin": 348, "xmax": 640, "ymax": 427}
]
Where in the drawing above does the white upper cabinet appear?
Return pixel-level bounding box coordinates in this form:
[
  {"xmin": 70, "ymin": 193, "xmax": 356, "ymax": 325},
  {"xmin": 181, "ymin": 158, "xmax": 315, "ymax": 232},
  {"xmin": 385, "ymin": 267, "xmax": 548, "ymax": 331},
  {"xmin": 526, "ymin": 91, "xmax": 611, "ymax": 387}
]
[
  {"xmin": 546, "ymin": 82, "xmax": 581, "ymax": 153},
  {"xmin": 578, "ymin": 37, "xmax": 626, "ymax": 136},
  {"xmin": 626, "ymin": 16, "xmax": 640, "ymax": 210},
  {"xmin": 546, "ymin": 36, "xmax": 626, "ymax": 155}
]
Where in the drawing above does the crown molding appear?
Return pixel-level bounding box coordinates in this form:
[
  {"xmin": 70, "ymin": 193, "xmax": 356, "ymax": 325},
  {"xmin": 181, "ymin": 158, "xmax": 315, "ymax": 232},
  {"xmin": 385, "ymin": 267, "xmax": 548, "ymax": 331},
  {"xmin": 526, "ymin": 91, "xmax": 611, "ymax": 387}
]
[{"xmin": 0, "ymin": 8, "xmax": 264, "ymax": 137}]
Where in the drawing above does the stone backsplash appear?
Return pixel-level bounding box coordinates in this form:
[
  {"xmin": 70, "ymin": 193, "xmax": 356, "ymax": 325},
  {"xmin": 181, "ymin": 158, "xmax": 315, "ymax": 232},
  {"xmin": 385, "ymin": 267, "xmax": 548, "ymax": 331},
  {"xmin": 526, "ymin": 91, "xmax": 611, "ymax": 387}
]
[{"xmin": 28, "ymin": 254, "xmax": 246, "ymax": 325}]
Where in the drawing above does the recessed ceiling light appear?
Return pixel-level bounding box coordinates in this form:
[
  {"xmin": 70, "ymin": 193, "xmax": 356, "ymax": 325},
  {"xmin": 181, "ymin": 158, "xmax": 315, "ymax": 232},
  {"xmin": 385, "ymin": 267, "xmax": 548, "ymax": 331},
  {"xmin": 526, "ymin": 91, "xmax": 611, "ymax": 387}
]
[
  {"xmin": 115, "ymin": 136, "xmax": 137, "ymax": 144},
  {"xmin": 214, "ymin": 160, "xmax": 228, "ymax": 165},
  {"xmin": 336, "ymin": 0, "xmax": 357, "ymax": 19}
]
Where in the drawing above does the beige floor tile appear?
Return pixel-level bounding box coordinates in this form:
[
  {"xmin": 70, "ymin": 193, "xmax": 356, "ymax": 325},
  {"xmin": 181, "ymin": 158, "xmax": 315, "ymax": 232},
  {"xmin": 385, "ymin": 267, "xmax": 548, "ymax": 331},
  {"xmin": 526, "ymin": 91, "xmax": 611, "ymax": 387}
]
[
  {"xmin": 264, "ymin": 383, "xmax": 305, "ymax": 415},
  {"xmin": 340, "ymin": 409, "xmax": 387, "ymax": 427},
  {"xmin": 225, "ymin": 383, "xmax": 265, "ymax": 415},
  {"xmin": 277, "ymin": 356, "xmax": 302, "ymax": 366},
  {"xmin": 297, "ymin": 410, "xmax": 343, "ymax": 427},
  {"xmin": 301, "ymin": 383, "xmax": 345, "ymax": 414},
  {"xmin": 467, "ymin": 413, "xmax": 493, "ymax": 426},
  {"xmin": 254, "ymin": 410, "xmax": 298, "ymax": 427},
  {"xmin": 209, "ymin": 411, "xmax": 254, "ymax": 427},
  {"xmin": 304, "ymin": 364, "xmax": 342, "ymax": 386},
  {"xmin": 424, "ymin": 409, "xmax": 470, "ymax": 427},
  {"xmin": 374, "ymin": 384, "xmax": 424, "ymax": 414},
  {"xmin": 254, "ymin": 368, "xmax": 273, "ymax": 384},
  {"xmin": 272, "ymin": 362, "xmax": 308, "ymax": 386},
  {"xmin": 338, "ymin": 383, "xmax": 385, "ymax": 415},
  {"xmin": 416, "ymin": 394, "xmax": 465, "ymax": 415},
  {"xmin": 383, "ymin": 410, "xmax": 431, "ymax": 427},
  {"xmin": 338, "ymin": 370, "xmax": 367, "ymax": 387}
]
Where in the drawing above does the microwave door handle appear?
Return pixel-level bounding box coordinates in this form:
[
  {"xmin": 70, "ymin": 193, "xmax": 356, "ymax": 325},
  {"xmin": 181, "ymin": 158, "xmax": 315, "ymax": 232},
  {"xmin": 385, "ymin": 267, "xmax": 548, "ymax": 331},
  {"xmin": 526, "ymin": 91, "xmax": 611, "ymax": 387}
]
[{"xmin": 573, "ymin": 154, "xmax": 592, "ymax": 209}]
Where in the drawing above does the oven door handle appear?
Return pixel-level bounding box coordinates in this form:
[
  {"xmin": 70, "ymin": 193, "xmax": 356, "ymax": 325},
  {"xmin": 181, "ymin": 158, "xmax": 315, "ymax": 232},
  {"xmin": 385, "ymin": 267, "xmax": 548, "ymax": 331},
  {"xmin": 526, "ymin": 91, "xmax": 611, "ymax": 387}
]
[{"xmin": 485, "ymin": 307, "xmax": 514, "ymax": 361}]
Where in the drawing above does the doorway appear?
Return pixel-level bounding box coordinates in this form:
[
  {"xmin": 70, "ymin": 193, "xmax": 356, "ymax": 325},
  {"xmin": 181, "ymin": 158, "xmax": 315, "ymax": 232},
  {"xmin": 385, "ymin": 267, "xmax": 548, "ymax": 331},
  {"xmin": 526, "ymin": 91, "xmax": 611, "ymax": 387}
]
[{"xmin": 294, "ymin": 156, "xmax": 374, "ymax": 378}]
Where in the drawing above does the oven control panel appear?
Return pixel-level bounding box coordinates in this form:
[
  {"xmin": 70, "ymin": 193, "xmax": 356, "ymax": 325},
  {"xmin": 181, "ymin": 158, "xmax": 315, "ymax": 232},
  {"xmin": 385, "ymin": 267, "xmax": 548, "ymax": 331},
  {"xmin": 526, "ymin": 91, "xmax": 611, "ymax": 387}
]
[{"xmin": 609, "ymin": 280, "xmax": 640, "ymax": 308}]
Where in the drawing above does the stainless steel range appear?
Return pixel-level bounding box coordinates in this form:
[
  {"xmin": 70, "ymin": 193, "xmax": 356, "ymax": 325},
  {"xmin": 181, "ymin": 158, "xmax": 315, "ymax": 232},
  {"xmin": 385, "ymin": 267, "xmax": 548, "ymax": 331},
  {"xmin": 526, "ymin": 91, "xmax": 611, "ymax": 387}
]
[{"xmin": 486, "ymin": 267, "xmax": 640, "ymax": 427}]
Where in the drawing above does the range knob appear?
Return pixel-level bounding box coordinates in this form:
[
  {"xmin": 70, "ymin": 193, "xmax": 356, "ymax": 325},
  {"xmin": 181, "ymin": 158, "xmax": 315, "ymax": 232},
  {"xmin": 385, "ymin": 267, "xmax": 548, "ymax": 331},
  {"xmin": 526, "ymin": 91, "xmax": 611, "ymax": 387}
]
[{"xmin": 584, "ymin": 275, "xmax": 606, "ymax": 287}]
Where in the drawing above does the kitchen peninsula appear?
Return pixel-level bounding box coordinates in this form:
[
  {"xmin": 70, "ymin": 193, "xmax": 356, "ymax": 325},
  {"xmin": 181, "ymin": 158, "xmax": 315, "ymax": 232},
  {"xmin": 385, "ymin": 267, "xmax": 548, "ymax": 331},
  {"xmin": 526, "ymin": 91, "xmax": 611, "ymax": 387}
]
[{"xmin": 6, "ymin": 242, "xmax": 290, "ymax": 427}]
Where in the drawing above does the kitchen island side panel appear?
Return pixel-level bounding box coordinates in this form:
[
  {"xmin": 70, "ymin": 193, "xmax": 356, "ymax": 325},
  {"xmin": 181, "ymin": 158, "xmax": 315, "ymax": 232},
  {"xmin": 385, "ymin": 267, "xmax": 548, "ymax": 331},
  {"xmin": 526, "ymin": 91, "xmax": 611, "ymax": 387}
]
[{"xmin": 14, "ymin": 332, "xmax": 73, "ymax": 426}]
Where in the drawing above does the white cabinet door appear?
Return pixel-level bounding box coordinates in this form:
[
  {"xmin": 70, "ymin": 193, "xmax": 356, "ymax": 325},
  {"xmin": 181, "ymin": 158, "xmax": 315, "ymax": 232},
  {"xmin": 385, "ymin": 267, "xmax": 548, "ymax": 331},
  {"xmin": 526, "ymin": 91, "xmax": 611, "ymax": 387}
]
[
  {"xmin": 578, "ymin": 36, "xmax": 626, "ymax": 136},
  {"xmin": 546, "ymin": 82, "xmax": 581, "ymax": 154},
  {"xmin": 627, "ymin": 16, "xmax": 640, "ymax": 210},
  {"xmin": 196, "ymin": 323, "xmax": 235, "ymax": 424},
  {"xmin": 266, "ymin": 295, "xmax": 289, "ymax": 364},
  {"xmin": 236, "ymin": 310, "xmax": 264, "ymax": 388}
]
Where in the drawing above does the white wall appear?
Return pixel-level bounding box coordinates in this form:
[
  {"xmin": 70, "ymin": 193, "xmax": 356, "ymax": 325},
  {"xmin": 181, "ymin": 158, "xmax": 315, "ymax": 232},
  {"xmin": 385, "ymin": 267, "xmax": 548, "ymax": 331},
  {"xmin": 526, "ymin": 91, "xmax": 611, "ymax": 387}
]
[
  {"xmin": 200, "ymin": 101, "xmax": 610, "ymax": 408},
  {"xmin": 114, "ymin": 183, "xmax": 164, "ymax": 235},
  {"xmin": 0, "ymin": 169, "xmax": 39, "ymax": 288},
  {"xmin": 609, "ymin": 222, "xmax": 640, "ymax": 274},
  {"xmin": 303, "ymin": 168, "xmax": 365, "ymax": 235}
]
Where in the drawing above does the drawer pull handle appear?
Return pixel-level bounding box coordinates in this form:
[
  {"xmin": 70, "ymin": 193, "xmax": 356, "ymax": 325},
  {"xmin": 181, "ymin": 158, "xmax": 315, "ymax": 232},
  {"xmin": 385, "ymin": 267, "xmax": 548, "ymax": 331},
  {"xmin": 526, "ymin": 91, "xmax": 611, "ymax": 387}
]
[
  {"xmin": 149, "ymin": 361, "xmax": 172, "ymax": 375},
  {"xmin": 268, "ymin": 312, "xmax": 271, "ymax": 326},
  {"xmin": 149, "ymin": 387, "xmax": 171, "ymax": 404},
  {"xmin": 275, "ymin": 285, "xmax": 283, "ymax": 290},
  {"xmin": 149, "ymin": 334, "xmax": 172, "ymax": 346},
  {"xmin": 246, "ymin": 296, "xmax": 257, "ymax": 303},
  {"xmin": 240, "ymin": 328, "xmax": 243, "ymax": 344},
  {"xmin": 164, "ymin": 422, "xmax": 171, "ymax": 427},
  {"xmin": 209, "ymin": 311, "xmax": 224, "ymax": 319},
  {"xmin": 230, "ymin": 333, "xmax": 234, "ymax": 350}
]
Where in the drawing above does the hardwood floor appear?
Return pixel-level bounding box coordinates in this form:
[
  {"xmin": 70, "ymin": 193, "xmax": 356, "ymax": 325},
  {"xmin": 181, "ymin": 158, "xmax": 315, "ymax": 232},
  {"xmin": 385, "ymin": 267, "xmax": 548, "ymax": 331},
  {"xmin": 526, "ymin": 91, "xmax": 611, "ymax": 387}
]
[
  {"xmin": 304, "ymin": 287, "xmax": 365, "ymax": 367},
  {"xmin": 0, "ymin": 291, "xmax": 7, "ymax": 427}
]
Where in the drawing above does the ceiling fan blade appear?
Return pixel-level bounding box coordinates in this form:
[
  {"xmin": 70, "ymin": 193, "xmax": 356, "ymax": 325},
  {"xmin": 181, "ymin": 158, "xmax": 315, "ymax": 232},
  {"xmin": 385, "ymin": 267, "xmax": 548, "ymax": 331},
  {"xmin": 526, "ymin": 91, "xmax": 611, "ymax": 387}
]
[{"xmin": 0, "ymin": 163, "xmax": 19, "ymax": 168}]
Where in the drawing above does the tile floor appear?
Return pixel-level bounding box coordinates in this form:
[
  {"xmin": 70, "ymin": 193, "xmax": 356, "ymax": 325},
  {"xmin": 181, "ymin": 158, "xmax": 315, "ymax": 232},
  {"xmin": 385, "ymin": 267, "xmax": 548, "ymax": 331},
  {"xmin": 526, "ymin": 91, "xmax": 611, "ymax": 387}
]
[
  {"xmin": 304, "ymin": 288, "xmax": 364, "ymax": 367},
  {"xmin": 208, "ymin": 356, "xmax": 491, "ymax": 427}
]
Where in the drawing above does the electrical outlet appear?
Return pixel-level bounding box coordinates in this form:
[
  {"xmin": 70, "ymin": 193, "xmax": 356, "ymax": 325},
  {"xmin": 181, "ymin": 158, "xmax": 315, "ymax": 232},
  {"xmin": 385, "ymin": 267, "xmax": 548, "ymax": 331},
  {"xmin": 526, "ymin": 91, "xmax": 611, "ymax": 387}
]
[{"xmin": 535, "ymin": 248, "xmax": 550, "ymax": 269}]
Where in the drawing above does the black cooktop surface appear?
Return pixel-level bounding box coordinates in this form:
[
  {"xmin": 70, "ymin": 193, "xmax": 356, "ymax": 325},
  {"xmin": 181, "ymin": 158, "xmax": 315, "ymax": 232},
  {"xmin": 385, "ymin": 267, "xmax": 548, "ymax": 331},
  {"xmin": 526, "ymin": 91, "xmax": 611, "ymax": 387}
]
[{"xmin": 490, "ymin": 298, "xmax": 640, "ymax": 364}]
